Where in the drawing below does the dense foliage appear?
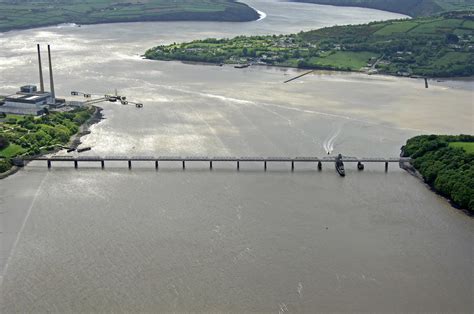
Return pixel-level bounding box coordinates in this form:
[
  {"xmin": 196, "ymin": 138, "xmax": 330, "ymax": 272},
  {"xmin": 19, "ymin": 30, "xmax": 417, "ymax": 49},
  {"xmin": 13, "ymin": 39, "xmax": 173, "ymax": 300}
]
[
  {"xmin": 291, "ymin": 0, "xmax": 474, "ymax": 18},
  {"xmin": 402, "ymin": 134, "xmax": 474, "ymax": 212},
  {"xmin": 0, "ymin": 0, "xmax": 259, "ymax": 32},
  {"xmin": 0, "ymin": 107, "xmax": 94, "ymax": 172},
  {"xmin": 146, "ymin": 11, "xmax": 474, "ymax": 77}
]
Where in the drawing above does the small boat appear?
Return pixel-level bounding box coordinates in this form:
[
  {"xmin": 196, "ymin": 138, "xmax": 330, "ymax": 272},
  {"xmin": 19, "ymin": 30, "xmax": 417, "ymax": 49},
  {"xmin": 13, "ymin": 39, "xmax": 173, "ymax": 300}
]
[
  {"xmin": 335, "ymin": 154, "xmax": 345, "ymax": 177},
  {"xmin": 77, "ymin": 147, "xmax": 91, "ymax": 153},
  {"xmin": 234, "ymin": 64, "xmax": 250, "ymax": 69}
]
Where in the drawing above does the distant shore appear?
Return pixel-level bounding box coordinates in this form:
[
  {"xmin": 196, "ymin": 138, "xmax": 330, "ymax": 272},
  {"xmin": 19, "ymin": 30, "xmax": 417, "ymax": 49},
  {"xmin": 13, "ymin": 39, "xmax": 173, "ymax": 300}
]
[{"xmin": 0, "ymin": 1, "xmax": 260, "ymax": 34}]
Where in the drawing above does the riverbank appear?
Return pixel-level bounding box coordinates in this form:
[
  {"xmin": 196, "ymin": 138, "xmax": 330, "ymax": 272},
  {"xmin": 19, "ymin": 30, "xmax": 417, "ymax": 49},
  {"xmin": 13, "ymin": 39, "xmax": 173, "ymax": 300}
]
[
  {"xmin": 401, "ymin": 135, "xmax": 474, "ymax": 214},
  {"xmin": 0, "ymin": 0, "xmax": 259, "ymax": 33},
  {"xmin": 0, "ymin": 106, "xmax": 103, "ymax": 179},
  {"xmin": 145, "ymin": 11, "xmax": 474, "ymax": 78}
]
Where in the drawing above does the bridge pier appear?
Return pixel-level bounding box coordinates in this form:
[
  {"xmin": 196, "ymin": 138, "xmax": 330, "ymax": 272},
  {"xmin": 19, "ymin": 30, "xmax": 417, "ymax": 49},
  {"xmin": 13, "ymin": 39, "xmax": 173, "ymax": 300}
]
[
  {"xmin": 182, "ymin": 161, "xmax": 185, "ymax": 170},
  {"xmin": 155, "ymin": 160, "xmax": 159, "ymax": 170},
  {"xmin": 264, "ymin": 161, "xmax": 267, "ymax": 171},
  {"xmin": 385, "ymin": 162, "xmax": 388, "ymax": 172},
  {"xmin": 74, "ymin": 160, "xmax": 78, "ymax": 169},
  {"xmin": 210, "ymin": 161, "xmax": 213, "ymax": 170},
  {"xmin": 318, "ymin": 161, "xmax": 322, "ymax": 171},
  {"xmin": 291, "ymin": 161, "xmax": 294, "ymax": 171},
  {"xmin": 237, "ymin": 161, "xmax": 240, "ymax": 170},
  {"xmin": 357, "ymin": 162, "xmax": 364, "ymax": 171},
  {"xmin": 101, "ymin": 160, "xmax": 105, "ymax": 169},
  {"xmin": 128, "ymin": 160, "xmax": 132, "ymax": 169},
  {"xmin": 47, "ymin": 160, "xmax": 51, "ymax": 169}
]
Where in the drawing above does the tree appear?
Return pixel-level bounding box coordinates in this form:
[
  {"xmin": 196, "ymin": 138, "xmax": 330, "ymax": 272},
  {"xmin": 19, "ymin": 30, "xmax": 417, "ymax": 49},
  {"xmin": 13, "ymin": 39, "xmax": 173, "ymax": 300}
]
[{"xmin": 0, "ymin": 136, "xmax": 9, "ymax": 150}]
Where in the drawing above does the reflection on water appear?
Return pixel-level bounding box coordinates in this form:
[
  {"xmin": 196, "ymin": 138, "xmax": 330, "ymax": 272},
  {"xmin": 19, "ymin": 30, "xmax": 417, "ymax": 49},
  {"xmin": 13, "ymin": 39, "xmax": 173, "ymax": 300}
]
[{"xmin": 0, "ymin": 0, "xmax": 473, "ymax": 312}]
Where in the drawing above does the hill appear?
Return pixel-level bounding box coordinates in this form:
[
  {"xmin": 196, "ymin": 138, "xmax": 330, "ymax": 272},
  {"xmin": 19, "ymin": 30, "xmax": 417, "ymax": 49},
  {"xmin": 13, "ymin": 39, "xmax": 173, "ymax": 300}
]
[
  {"xmin": 0, "ymin": 0, "xmax": 259, "ymax": 33},
  {"xmin": 290, "ymin": 0, "xmax": 474, "ymax": 17},
  {"xmin": 145, "ymin": 11, "xmax": 474, "ymax": 77}
]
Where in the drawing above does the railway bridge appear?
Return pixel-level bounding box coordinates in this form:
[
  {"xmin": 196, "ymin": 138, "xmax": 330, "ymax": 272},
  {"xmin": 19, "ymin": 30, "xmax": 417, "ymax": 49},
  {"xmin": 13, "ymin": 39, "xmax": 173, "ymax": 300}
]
[{"xmin": 20, "ymin": 155, "xmax": 411, "ymax": 173}]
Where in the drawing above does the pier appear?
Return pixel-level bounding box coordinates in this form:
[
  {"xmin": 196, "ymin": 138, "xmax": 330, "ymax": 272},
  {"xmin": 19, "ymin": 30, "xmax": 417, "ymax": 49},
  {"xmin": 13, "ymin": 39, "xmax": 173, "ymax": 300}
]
[{"xmin": 22, "ymin": 155, "xmax": 411, "ymax": 173}]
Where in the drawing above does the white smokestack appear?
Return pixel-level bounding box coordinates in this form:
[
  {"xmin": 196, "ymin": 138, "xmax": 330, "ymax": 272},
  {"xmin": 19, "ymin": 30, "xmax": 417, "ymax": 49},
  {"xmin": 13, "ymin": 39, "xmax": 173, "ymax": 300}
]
[
  {"xmin": 37, "ymin": 44, "xmax": 44, "ymax": 93},
  {"xmin": 47, "ymin": 44, "xmax": 55, "ymax": 104}
]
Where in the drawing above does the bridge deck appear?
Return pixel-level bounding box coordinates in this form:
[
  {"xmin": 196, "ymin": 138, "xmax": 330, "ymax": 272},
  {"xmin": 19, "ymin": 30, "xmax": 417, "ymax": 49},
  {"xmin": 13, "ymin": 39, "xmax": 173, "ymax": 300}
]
[{"xmin": 23, "ymin": 156, "xmax": 411, "ymax": 163}]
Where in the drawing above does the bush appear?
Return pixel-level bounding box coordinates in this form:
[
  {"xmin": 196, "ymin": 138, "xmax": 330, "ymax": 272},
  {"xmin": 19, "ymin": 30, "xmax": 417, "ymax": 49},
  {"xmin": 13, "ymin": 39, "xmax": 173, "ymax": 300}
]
[
  {"xmin": 0, "ymin": 136, "xmax": 9, "ymax": 150},
  {"xmin": 0, "ymin": 159, "xmax": 11, "ymax": 173}
]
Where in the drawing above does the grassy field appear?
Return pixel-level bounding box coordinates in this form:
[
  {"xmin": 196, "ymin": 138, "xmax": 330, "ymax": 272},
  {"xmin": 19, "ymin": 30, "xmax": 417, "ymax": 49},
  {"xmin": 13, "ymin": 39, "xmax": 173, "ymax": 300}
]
[
  {"xmin": 146, "ymin": 11, "xmax": 474, "ymax": 77},
  {"xmin": 309, "ymin": 51, "xmax": 377, "ymax": 70},
  {"xmin": 0, "ymin": 0, "xmax": 259, "ymax": 32},
  {"xmin": 0, "ymin": 143, "xmax": 25, "ymax": 158},
  {"xmin": 449, "ymin": 142, "xmax": 474, "ymax": 154}
]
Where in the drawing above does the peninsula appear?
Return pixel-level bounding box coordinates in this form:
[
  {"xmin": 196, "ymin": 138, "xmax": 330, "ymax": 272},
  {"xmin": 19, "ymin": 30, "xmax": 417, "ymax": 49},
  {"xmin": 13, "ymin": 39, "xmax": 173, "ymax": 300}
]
[
  {"xmin": 0, "ymin": 107, "xmax": 96, "ymax": 174},
  {"xmin": 402, "ymin": 135, "xmax": 474, "ymax": 213},
  {"xmin": 0, "ymin": 0, "xmax": 259, "ymax": 33},
  {"xmin": 145, "ymin": 11, "xmax": 474, "ymax": 77},
  {"xmin": 291, "ymin": 0, "xmax": 474, "ymax": 18}
]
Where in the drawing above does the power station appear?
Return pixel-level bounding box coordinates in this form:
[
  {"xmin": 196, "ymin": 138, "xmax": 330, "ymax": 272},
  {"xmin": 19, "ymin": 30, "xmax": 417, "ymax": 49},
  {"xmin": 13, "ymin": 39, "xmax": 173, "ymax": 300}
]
[
  {"xmin": 0, "ymin": 44, "xmax": 62, "ymax": 115},
  {"xmin": 0, "ymin": 44, "xmax": 144, "ymax": 115}
]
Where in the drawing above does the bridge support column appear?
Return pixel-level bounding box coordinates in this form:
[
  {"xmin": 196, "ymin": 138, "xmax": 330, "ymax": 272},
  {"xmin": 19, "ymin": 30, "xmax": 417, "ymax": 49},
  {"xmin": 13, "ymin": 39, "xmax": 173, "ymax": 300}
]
[
  {"xmin": 128, "ymin": 160, "xmax": 132, "ymax": 169},
  {"xmin": 237, "ymin": 161, "xmax": 240, "ymax": 170},
  {"xmin": 182, "ymin": 161, "xmax": 185, "ymax": 170},
  {"xmin": 291, "ymin": 161, "xmax": 294, "ymax": 171},
  {"xmin": 47, "ymin": 160, "xmax": 51, "ymax": 169},
  {"xmin": 357, "ymin": 162, "xmax": 364, "ymax": 171},
  {"xmin": 318, "ymin": 161, "xmax": 322, "ymax": 171},
  {"xmin": 210, "ymin": 161, "xmax": 213, "ymax": 170},
  {"xmin": 385, "ymin": 162, "xmax": 388, "ymax": 172},
  {"xmin": 264, "ymin": 161, "xmax": 267, "ymax": 171},
  {"xmin": 74, "ymin": 160, "xmax": 78, "ymax": 169},
  {"xmin": 101, "ymin": 160, "xmax": 105, "ymax": 169},
  {"xmin": 155, "ymin": 160, "xmax": 159, "ymax": 170}
]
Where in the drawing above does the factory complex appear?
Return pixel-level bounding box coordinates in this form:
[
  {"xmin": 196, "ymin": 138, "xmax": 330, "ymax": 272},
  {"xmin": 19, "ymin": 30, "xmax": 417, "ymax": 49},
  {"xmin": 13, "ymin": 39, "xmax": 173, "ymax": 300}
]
[{"xmin": 0, "ymin": 45, "xmax": 68, "ymax": 116}]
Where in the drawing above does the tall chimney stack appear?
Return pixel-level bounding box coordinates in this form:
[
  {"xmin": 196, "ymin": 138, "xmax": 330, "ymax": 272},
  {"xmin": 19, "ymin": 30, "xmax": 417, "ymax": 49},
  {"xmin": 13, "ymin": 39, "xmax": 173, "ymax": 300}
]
[
  {"xmin": 37, "ymin": 44, "xmax": 45, "ymax": 93},
  {"xmin": 47, "ymin": 44, "xmax": 55, "ymax": 104}
]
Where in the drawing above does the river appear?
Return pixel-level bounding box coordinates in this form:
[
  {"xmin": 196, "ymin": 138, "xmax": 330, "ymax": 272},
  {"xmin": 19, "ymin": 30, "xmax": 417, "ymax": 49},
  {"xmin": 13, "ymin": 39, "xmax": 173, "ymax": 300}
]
[{"xmin": 0, "ymin": 0, "xmax": 473, "ymax": 312}]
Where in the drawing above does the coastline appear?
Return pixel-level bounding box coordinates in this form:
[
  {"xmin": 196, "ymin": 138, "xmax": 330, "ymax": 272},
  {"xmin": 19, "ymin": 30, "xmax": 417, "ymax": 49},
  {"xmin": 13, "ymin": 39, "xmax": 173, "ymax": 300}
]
[
  {"xmin": 0, "ymin": 5, "xmax": 260, "ymax": 34},
  {"xmin": 146, "ymin": 59, "xmax": 474, "ymax": 81},
  {"xmin": 0, "ymin": 106, "xmax": 104, "ymax": 180},
  {"xmin": 399, "ymin": 147, "xmax": 473, "ymax": 217}
]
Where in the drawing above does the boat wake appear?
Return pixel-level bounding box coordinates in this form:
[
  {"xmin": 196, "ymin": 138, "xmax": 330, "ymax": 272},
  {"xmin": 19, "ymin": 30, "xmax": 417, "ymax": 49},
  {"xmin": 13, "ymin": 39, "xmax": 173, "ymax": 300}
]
[{"xmin": 323, "ymin": 126, "xmax": 342, "ymax": 154}]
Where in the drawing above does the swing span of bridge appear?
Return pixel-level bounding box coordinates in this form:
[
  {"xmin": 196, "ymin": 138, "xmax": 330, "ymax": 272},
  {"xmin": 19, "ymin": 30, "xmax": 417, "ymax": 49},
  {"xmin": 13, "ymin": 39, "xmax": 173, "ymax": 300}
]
[{"xmin": 21, "ymin": 155, "xmax": 412, "ymax": 172}]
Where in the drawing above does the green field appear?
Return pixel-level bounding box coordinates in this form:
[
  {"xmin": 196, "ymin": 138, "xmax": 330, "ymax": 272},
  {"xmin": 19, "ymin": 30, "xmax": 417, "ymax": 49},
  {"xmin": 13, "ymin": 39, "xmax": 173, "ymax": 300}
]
[
  {"xmin": 0, "ymin": 0, "xmax": 259, "ymax": 32},
  {"xmin": 0, "ymin": 143, "xmax": 25, "ymax": 158},
  {"xmin": 449, "ymin": 142, "xmax": 474, "ymax": 154},
  {"xmin": 146, "ymin": 11, "xmax": 474, "ymax": 77},
  {"xmin": 309, "ymin": 51, "xmax": 377, "ymax": 70}
]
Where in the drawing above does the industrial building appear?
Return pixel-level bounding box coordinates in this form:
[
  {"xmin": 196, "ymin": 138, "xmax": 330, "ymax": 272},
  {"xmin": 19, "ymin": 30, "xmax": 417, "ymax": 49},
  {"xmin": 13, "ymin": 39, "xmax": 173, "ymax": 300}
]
[{"xmin": 0, "ymin": 44, "xmax": 59, "ymax": 115}]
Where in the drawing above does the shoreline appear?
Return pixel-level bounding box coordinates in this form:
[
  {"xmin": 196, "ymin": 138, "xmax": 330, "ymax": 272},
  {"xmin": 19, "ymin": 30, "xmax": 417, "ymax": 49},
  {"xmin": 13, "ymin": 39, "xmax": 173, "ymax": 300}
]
[
  {"xmin": 146, "ymin": 58, "xmax": 474, "ymax": 81},
  {"xmin": 0, "ymin": 105, "xmax": 104, "ymax": 180},
  {"xmin": 399, "ymin": 148, "xmax": 473, "ymax": 217}
]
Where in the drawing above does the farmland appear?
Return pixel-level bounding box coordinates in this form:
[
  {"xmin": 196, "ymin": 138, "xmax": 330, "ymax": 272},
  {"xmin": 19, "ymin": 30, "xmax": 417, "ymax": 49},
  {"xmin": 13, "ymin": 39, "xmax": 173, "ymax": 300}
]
[
  {"xmin": 0, "ymin": 0, "xmax": 259, "ymax": 33},
  {"xmin": 145, "ymin": 11, "xmax": 474, "ymax": 77}
]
